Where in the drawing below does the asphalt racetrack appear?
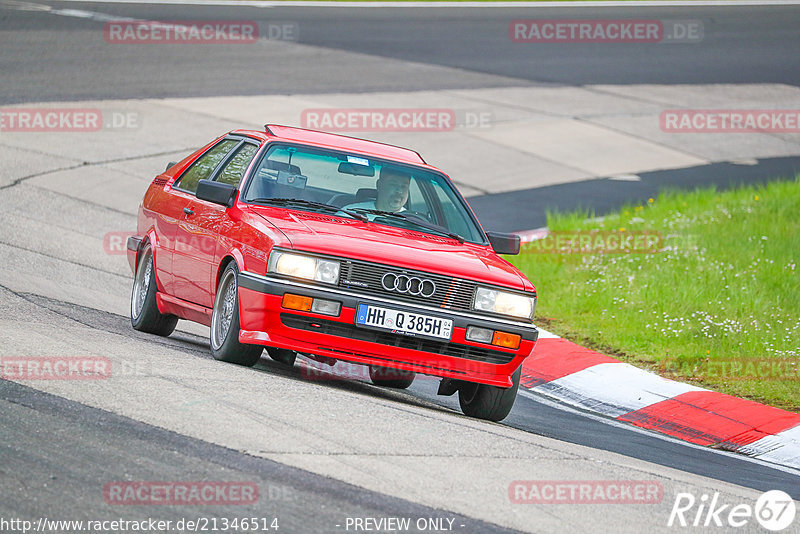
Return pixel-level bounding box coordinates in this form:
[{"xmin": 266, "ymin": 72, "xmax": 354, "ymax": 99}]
[{"xmin": 1, "ymin": 2, "xmax": 799, "ymax": 533}]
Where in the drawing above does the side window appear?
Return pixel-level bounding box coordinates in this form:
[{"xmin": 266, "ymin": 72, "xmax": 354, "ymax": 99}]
[
  {"xmin": 407, "ymin": 178, "xmax": 430, "ymax": 216},
  {"xmin": 430, "ymin": 181, "xmax": 480, "ymax": 241},
  {"xmin": 174, "ymin": 139, "xmax": 238, "ymax": 194},
  {"xmin": 216, "ymin": 143, "xmax": 258, "ymax": 187}
]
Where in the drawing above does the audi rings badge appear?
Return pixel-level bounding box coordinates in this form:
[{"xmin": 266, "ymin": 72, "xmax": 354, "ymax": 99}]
[{"xmin": 381, "ymin": 273, "xmax": 436, "ymax": 298}]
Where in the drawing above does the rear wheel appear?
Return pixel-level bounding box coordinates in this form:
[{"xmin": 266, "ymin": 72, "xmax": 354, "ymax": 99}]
[
  {"xmin": 210, "ymin": 263, "xmax": 262, "ymax": 367},
  {"xmin": 458, "ymin": 367, "xmax": 521, "ymax": 422},
  {"xmin": 369, "ymin": 365, "xmax": 416, "ymax": 389},
  {"xmin": 130, "ymin": 243, "xmax": 178, "ymax": 337},
  {"xmin": 267, "ymin": 347, "xmax": 297, "ymax": 367}
]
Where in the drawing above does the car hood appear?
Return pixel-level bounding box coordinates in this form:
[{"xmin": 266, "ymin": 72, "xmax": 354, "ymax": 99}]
[{"xmin": 249, "ymin": 206, "xmax": 532, "ymax": 291}]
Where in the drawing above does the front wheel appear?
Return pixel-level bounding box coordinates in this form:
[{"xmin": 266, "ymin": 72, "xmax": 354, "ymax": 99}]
[
  {"xmin": 130, "ymin": 243, "xmax": 178, "ymax": 337},
  {"xmin": 369, "ymin": 365, "xmax": 415, "ymax": 389},
  {"xmin": 458, "ymin": 367, "xmax": 521, "ymax": 422},
  {"xmin": 210, "ymin": 263, "xmax": 262, "ymax": 367}
]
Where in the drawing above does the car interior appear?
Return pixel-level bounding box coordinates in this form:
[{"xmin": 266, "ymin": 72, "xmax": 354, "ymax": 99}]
[{"xmin": 238, "ymin": 150, "xmax": 482, "ymax": 243}]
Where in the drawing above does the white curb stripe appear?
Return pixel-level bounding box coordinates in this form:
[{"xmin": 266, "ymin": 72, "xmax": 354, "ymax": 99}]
[
  {"xmin": 517, "ymin": 227, "xmax": 548, "ymax": 244},
  {"xmin": 738, "ymin": 424, "xmax": 800, "ymax": 469},
  {"xmin": 533, "ymin": 362, "xmax": 706, "ymax": 418},
  {"xmin": 519, "ymin": 388, "xmax": 800, "ymax": 475},
  {"xmin": 536, "ymin": 327, "xmax": 559, "ymax": 339}
]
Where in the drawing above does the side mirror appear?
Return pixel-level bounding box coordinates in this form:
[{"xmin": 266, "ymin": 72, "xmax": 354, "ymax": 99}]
[
  {"xmin": 165, "ymin": 161, "xmax": 177, "ymax": 171},
  {"xmin": 197, "ymin": 180, "xmax": 237, "ymax": 208},
  {"xmin": 487, "ymin": 231, "xmax": 520, "ymax": 255}
]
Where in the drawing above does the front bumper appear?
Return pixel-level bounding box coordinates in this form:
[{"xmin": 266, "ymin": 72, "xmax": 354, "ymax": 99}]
[{"xmin": 237, "ymin": 272, "xmax": 538, "ymax": 388}]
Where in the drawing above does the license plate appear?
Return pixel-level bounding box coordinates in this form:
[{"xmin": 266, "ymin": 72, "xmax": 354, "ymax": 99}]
[{"xmin": 355, "ymin": 304, "xmax": 453, "ymax": 341}]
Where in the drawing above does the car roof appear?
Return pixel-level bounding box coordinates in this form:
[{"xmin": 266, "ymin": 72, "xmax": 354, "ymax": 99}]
[{"xmin": 230, "ymin": 124, "xmax": 426, "ymax": 165}]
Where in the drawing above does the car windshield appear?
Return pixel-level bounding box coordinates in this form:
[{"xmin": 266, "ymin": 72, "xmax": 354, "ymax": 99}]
[{"xmin": 242, "ymin": 144, "xmax": 486, "ymax": 244}]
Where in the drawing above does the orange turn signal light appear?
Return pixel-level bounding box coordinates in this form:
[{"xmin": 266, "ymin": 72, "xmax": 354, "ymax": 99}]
[
  {"xmin": 492, "ymin": 331, "xmax": 521, "ymax": 350},
  {"xmin": 282, "ymin": 293, "xmax": 313, "ymax": 312}
]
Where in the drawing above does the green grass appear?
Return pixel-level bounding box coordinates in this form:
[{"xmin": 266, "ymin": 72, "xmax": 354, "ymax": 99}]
[{"xmin": 510, "ymin": 177, "xmax": 800, "ymax": 412}]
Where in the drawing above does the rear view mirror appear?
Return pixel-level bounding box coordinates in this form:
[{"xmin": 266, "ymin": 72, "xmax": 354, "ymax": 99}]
[
  {"xmin": 486, "ymin": 231, "xmax": 520, "ymax": 255},
  {"xmin": 165, "ymin": 161, "xmax": 177, "ymax": 171},
  {"xmin": 197, "ymin": 179, "xmax": 237, "ymax": 207},
  {"xmin": 338, "ymin": 162, "xmax": 375, "ymax": 176},
  {"xmin": 277, "ymin": 171, "xmax": 308, "ymax": 189}
]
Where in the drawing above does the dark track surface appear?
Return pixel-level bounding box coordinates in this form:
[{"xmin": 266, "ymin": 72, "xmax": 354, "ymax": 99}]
[
  {"xmin": 0, "ymin": 378, "xmax": 517, "ymax": 533},
  {"xmin": 470, "ymin": 155, "xmax": 800, "ymax": 232},
  {"xmin": 1, "ymin": 2, "xmax": 799, "ymax": 104}
]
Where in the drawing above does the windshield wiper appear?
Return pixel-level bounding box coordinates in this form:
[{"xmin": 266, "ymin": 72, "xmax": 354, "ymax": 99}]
[
  {"xmin": 351, "ymin": 209, "xmax": 465, "ymax": 243},
  {"xmin": 249, "ymin": 197, "xmax": 368, "ymax": 222}
]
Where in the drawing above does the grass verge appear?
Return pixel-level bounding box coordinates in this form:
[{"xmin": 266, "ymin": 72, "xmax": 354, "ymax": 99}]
[{"xmin": 510, "ymin": 176, "xmax": 800, "ymax": 412}]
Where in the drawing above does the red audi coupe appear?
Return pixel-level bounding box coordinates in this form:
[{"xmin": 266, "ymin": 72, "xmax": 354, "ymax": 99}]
[{"xmin": 127, "ymin": 125, "xmax": 538, "ymax": 421}]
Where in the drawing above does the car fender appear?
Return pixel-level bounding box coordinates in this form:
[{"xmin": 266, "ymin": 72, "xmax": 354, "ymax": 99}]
[
  {"xmin": 141, "ymin": 228, "xmax": 161, "ymax": 262},
  {"xmin": 140, "ymin": 228, "xmax": 171, "ymax": 295},
  {"xmin": 215, "ymin": 248, "xmax": 246, "ymax": 291}
]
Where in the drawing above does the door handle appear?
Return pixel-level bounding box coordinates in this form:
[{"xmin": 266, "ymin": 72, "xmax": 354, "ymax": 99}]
[{"xmin": 183, "ymin": 207, "xmax": 194, "ymax": 215}]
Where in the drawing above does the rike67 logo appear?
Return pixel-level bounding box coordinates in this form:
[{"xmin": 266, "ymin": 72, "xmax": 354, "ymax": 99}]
[{"xmin": 668, "ymin": 490, "xmax": 796, "ymax": 531}]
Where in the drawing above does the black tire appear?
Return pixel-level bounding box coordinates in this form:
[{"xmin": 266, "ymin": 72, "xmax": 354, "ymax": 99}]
[
  {"xmin": 458, "ymin": 367, "xmax": 521, "ymax": 422},
  {"xmin": 210, "ymin": 263, "xmax": 262, "ymax": 367},
  {"xmin": 369, "ymin": 365, "xmax": 416, "ymax": 389},
  {"xmin": 267, "ymin": 347, "xmax": 297, "ymax": 367},
  {"xmin": 130, "ymin": 243, "xmax": 178, "ymax": 337}
]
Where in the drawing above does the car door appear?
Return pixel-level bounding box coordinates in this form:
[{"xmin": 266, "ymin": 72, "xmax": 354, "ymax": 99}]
[
  {"xmin": 169, "ymin": 138, "xmax": 240, "ymax": 306},
  {"xmin": 174, "ymin": 138, "xmax": 260, "ymax": 308}
]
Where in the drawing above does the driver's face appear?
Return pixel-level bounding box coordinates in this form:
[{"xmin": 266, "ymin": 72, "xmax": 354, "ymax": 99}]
[{"xmin": 377, "ymin": 173, "xmax": 410, "ymax": 212}]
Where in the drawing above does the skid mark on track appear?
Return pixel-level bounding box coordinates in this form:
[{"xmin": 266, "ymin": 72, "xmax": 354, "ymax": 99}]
[{"xmin": 0, "ymin": 147, "xmax": 197, "ymax": 191}]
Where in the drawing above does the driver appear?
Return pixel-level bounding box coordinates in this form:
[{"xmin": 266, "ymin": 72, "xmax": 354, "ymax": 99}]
[{"xmin": 345, "ymin": 166, "xmax": 411, "ymax": 213}]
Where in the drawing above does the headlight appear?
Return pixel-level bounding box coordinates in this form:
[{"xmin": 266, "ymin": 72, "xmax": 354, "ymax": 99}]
[
  {"xmin": 267, "ymin": 251, "xmax": 340, "ymax": 285},
  {"xmin": 473, "ymin": 287, "xmax": 535, "ymax": 320}
]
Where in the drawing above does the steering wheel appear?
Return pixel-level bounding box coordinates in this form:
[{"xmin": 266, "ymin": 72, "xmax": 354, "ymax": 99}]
[{"xmin": 405, "ymin": 210, "xmax": 434, "ymax": 222}]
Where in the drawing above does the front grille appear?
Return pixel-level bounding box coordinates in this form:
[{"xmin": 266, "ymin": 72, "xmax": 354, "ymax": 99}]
[
  {"xmin": 338, "ymin": 259, "xmax": 477, "ymax": 311},
  {"xmin": 281, "ymin": 314, "xmax": 516, "ymax": 365}
]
